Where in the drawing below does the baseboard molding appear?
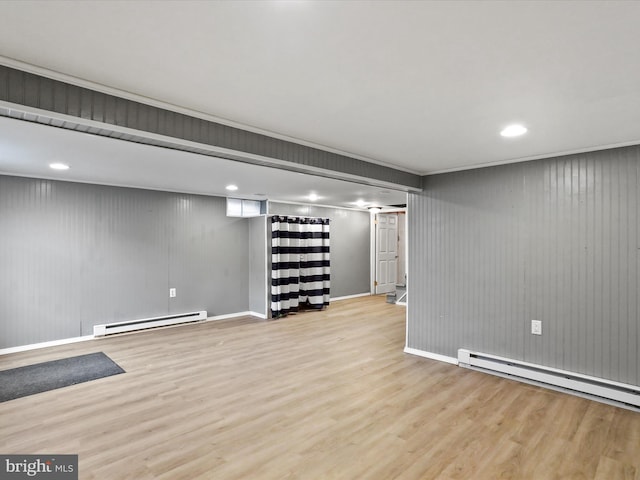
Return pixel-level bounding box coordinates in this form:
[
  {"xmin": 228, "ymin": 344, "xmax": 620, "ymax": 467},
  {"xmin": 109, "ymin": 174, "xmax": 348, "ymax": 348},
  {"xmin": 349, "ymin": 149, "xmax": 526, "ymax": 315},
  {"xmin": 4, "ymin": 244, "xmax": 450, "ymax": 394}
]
[
  {"xmin": 1, "ymin": 310, "xmax": 268, "ymax": 355},
  {"xmin": 404, "ymin": 347, "xmax": 458, "ymax": 365},
  {"xmin": 0, "ymin": 335, "xmax": 95, "ymax": 356},
  {"xmin": 207, "ymin": 311, "xmax": 267, "ymax": 321},
  {"xmin": 331, "ymin": 292, "xmax": 370, "ymax": 302}
]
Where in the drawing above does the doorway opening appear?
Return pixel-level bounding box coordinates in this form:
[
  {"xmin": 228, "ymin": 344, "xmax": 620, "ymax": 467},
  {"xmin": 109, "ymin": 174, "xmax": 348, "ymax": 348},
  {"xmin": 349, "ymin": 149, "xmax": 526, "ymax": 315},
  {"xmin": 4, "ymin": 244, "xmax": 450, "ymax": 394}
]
[{"xmin": 371, "ymin": 209, "xmax": 407, "ymax": 304}]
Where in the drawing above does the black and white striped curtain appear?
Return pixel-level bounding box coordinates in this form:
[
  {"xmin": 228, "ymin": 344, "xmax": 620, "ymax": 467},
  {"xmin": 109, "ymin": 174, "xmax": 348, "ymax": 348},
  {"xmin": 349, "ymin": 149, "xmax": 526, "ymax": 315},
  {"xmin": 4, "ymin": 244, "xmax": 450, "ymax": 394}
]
[{"xmin": 271, "ymin": 216, "xmax": 330, "ymax": 318}]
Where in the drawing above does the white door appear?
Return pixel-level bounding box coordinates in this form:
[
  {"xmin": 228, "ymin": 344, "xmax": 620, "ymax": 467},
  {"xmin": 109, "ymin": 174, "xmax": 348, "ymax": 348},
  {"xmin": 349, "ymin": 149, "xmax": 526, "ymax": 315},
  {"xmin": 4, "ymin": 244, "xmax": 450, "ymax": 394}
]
[{"xmin": 375, "ymin": 213, "xmax": 398, "ymax": 294}]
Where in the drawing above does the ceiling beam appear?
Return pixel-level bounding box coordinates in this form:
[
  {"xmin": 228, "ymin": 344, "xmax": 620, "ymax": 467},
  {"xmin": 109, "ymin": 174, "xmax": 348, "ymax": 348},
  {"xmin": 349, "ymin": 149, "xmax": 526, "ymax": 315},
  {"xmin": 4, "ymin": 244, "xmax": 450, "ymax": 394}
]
[{"xmin": 0, "ymin": 65, "xmax": 421, "ymax": 191}]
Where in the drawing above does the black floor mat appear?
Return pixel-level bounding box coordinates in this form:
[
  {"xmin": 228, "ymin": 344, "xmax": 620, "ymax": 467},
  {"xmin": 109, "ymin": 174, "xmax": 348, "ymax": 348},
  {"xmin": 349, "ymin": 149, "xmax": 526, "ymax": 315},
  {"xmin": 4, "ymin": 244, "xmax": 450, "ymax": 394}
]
[{"xmin": 0, "ymin": 352, "xmax": 125, "ymax": 402}]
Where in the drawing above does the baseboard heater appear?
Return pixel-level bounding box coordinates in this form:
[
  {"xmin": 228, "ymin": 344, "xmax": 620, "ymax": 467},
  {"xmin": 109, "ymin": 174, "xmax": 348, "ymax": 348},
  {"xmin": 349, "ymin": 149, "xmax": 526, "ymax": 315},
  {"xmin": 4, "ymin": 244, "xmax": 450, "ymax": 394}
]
[
  {"xmin": 458, "ymin": 349, "xmax": 640, "ymax": 410},
  {"xmin": 93, "ymin": 311, "xmax": 207, "ymax": 337}
]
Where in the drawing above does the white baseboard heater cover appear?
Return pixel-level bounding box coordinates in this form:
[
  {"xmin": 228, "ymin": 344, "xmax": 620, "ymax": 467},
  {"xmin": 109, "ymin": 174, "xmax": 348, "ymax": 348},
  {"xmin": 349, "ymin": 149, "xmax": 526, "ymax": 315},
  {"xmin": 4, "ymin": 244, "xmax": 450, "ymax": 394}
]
[
  {"xmin": 458, "ymin": 349, "xmax": 640, "ymax": 410},
  {"xmin": 94, "ymin": 311, "xmax": 207, "ymax": 337}
]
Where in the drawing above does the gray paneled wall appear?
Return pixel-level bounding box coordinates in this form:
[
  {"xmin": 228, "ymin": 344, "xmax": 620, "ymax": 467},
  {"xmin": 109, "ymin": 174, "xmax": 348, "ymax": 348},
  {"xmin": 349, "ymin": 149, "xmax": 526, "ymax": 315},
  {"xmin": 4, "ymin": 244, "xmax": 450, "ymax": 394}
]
[
  {"xmin": 268, "ymin": 203, "xmax": 371, "ymax": 298},
  {"xmin": 0, "ymin": 175, "xmax": 249, "ymax": 349},
  {"xmin": 408, "ymin": 145, "xmax": 640, "ymax": 386},
  {"xmin": 248, "ymin": 216, "xmax": 267, "ymax": 316}
]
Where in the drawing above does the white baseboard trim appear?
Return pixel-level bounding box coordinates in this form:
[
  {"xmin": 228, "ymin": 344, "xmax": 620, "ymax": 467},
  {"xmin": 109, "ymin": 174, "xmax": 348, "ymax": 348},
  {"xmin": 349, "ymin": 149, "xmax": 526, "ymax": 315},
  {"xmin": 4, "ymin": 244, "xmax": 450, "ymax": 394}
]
[
  {"xmin": 331, "ymin": 292, "xmax": 370, "ymax": 302},
  {"xmin": 206, "ymin": 311, "xmax": 267, "ymax": 321},
  {"xmin": 404, "ymin": 347, "xmax": 458, "ymax": 365},
  {"xmin": 0, "ymin": 335, "xmax": 95, "ymax": 356},
  {"xmin": 1, "ymin": 311, "xmax": 268, "ymax": 355}
]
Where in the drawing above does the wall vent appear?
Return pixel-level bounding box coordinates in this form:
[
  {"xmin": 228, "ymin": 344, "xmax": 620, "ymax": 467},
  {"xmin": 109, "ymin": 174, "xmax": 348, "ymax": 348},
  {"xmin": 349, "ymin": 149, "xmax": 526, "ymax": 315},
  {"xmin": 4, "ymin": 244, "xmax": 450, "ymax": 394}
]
[
  {"xmin": 458, "ymin": 349, "xmax": 640, "ymax": 411},
  {"xmin": 94, "ymin": 311, "xmax": 207, "ymax": 337}
]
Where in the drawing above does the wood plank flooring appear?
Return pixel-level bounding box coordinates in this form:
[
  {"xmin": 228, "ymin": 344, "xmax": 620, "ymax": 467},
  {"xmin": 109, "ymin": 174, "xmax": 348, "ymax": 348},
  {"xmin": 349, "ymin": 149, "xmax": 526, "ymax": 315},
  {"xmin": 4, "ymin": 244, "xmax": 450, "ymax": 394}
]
[{"xmin": 1, "ymin": 295, "xmax": 639, "ymax": 479}]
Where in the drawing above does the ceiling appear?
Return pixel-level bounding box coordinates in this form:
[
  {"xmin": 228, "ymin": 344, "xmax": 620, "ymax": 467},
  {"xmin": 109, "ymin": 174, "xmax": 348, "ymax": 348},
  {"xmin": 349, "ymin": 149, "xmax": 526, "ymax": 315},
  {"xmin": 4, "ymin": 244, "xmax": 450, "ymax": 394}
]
[{"xmin": 1, "ymin": 0, "xmax": 640, "ymax": 204}]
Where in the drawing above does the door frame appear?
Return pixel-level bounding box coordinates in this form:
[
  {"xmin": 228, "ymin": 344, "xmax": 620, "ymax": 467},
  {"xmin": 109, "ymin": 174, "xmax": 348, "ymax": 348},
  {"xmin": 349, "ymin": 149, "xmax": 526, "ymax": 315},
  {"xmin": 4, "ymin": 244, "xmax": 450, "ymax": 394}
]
[{"xmin": 370, "ymin": 207, "xmax": 407, "ymax": 295}]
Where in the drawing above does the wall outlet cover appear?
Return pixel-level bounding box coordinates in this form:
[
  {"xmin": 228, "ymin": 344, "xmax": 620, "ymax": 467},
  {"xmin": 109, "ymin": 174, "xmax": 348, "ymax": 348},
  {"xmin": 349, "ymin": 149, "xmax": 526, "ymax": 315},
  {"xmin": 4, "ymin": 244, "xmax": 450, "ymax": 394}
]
[{"xmin": 531, "ymin": 320, "xmax": 542, "ymax": 335}]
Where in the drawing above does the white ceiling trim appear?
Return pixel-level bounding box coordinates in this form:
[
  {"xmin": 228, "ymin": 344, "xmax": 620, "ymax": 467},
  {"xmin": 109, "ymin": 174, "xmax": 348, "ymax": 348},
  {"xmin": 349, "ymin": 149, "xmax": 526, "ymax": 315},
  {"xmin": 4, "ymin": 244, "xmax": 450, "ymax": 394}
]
[
  {"xmin": 0, "ymin": 55, "xmax": 422, "ymax": 176},
  {"xmin": 0, "ymin": 170, "xmax": 215, "ymax": 200},
  {"xmin": 426, "ymin": 139, "xmax": 640, "ymax": 176}
]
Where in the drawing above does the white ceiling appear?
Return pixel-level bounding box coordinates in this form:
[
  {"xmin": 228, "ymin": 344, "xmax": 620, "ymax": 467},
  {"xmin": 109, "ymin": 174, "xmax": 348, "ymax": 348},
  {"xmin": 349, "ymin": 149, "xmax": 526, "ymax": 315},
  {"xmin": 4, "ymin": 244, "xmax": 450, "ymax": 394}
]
[{"xmin": 1, "ymin": 0, "xmax": 640, "ymax": 201}]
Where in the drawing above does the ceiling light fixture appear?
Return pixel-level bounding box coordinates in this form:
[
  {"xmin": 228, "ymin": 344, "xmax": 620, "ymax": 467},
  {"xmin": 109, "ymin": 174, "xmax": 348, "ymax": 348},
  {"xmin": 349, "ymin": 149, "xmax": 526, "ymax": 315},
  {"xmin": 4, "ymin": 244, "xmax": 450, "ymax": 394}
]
[
  {"xmin": 49, "ymin": 162, "xmax": 69, "ymax": 170},
  {"xmin": 355, "ymin": 199, "xmax": 367, "ymax": 207},
  {"xmin": 368, "ymin": 206, "xmax": 381, "ymax": 214},
  {"xmin": 226, "ymin": 184, "xmax": 238, "ymax": 191},
  {"xmin": 500, "ymin": 124, "xmax": 527, "ymax": 137},
  {"xmin": 308, "ymin": 193, "xmax": 319, "ymax": 201}
]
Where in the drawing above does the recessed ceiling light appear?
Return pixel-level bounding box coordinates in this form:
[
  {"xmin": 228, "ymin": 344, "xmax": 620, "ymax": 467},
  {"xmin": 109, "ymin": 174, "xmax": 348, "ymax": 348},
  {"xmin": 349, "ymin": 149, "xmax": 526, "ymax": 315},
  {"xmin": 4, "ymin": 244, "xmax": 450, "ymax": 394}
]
[
  {"xmin": 226, "ymin": 184, "xmax": 238, "ymax": 191},
  {"xmin": 49, "ymin": 163, "xmax": 69, "ymax": 170},
  {"xmin": 308, "ymin": 193, "xmax": 319, "ymax": 201},
  {"xmin": 500, "ymin": 124, "xmax": 527, "ymax": 137},
  {"xmin": 355, "ymin": 199, "xmax": 367, "ymax": 207},
  {"xmin": 368, "ymin": 207, "xmax": 381, "ymax": 214}
]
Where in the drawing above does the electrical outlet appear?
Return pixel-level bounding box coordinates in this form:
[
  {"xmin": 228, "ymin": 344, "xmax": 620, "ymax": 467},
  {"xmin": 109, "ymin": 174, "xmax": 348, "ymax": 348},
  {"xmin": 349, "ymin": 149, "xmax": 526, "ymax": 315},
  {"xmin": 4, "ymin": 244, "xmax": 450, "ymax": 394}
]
[
  {"xmin": 531, "ymin": 320, "xmax": 542, "ymax": 335},
  {"xmin": 169, "ymin": 288, "xmax": 176, "ymax": 298}
]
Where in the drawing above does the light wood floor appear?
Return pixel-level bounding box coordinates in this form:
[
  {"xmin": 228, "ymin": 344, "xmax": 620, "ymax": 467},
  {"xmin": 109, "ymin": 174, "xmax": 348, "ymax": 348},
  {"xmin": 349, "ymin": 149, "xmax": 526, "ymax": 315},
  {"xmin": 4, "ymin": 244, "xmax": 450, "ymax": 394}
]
[{"xmin": 1, "ymin": 295, "xmax": 639, "ymax": 479}]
